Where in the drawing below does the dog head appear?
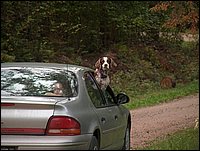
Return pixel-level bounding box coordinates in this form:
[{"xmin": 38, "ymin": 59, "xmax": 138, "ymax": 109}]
[{"xmin": 95, "ymin": 56, "xmax": 117, "ymax": 71}]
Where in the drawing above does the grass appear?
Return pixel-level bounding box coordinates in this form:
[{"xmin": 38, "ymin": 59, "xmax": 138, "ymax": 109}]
[
  {"xmin": 137, "ymin": 127, "xmax": 199, "ymax": 150},
  {"xmin": 124, "ymin": 80, "xmax": 199, "ymax": 110}
]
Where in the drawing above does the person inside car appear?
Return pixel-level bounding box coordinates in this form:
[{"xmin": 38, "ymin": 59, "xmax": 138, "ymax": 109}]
[{"xmin": 45, "ymin": 82, "xmax": 64, "ymax": 96}]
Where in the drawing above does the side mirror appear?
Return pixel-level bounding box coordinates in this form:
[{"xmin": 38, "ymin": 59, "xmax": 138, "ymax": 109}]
[{"xmin": 116, "ymin": 93, "xmax": 129, "ymax": 105}]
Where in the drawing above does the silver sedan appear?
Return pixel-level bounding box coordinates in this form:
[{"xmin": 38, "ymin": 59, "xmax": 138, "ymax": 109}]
[{"xmin": 1, "ymin": 62, "xmax": 131, "ymax": 150}]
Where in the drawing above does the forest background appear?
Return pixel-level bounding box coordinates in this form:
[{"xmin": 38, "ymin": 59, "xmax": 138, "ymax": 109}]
[{"xmin": 1, "ymin": 1, "xmax": 199, "ymax": 97}]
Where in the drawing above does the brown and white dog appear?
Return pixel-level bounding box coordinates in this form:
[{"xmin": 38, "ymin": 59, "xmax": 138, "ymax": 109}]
[{"xmin": 94, "ymin": 56, "xmax": 117, "ymax": 90}]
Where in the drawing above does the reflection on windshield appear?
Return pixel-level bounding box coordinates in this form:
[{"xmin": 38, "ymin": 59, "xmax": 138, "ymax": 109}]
[{"xmin": 1, "ymin": 67, "xmax": 78, "ymax": 97}]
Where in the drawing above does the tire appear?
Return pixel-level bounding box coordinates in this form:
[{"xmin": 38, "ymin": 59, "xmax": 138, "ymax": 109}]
[
  {"xmin": 89, "ymin": 136, "xmax": 99, "ymax": 150},
  {"xmin": 122, "ymin": 124, "xmax": 130, "ymax": 150}
]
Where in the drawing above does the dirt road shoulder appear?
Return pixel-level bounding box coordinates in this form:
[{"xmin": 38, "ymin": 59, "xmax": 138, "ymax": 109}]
[{"xmin": 130, "ymin": 93, "xmax": 199, "ymax": 149}]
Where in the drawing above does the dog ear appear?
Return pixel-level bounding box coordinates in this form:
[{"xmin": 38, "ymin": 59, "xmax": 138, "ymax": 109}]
[
  {"xmin": 95, "ymin": 58, "xmax": 101, "ymax": 69},
  {"xmin": 111, "ymin": 58, "xmax": 117, "ymax": 69}
]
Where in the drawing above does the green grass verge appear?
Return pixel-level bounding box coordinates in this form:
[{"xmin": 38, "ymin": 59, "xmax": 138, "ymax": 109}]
[
  {"xmin": 124, "ymin": 80, "xmax": 199, "ymax": 110},
  {"xmin": 137, "ymin": 127, "xmax": 199, "ymax": 150}
]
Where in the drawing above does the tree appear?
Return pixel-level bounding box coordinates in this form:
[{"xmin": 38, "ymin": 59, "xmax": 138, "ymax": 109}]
[
  {"xmin": 150, "ymin": 1, "xmax": 199, "ymax": 33},
  {"xmin": 2, "ymin": 1, "xmax": 179, "ymax": 62}
]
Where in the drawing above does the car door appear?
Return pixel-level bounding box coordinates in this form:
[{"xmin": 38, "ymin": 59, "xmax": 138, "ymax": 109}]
[
  {"xmin": 103, "ymin": 86, "xmax": 127, "ymax": 148},
  {"xmin": 84, "ymin": 72, "xmax": 117, "ymax": 149}
]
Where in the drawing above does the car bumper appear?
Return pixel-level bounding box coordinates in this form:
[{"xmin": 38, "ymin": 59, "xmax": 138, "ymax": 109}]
[{"xmin": 1, "ymin": 134, "xmax": 93, "ymax": 150}]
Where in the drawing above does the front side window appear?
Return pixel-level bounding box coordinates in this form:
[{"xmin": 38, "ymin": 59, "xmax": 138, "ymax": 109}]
[
  {"xmin": 1, "ymin": 67, "xmax": 78, "ymax": 97},
  {"xmin": 103, "ymin": 86, "xmax": 116, "ymax": 106}
]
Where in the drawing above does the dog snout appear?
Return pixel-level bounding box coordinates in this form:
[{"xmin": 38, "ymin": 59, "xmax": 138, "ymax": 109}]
[{"xmin": 103, "ymin": 63, "xmax": 109, "ymax": 69}]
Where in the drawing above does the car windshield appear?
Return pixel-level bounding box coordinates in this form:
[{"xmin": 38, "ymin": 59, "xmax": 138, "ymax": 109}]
[{"xmin": 1, "ymin": 67, "xmax": 78, "ymax": 97}]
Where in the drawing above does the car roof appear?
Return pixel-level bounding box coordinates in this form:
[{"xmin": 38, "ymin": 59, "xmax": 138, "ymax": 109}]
[{"xmin": 1, "ymin": 62, "xmax": 93, "ymax": 73}]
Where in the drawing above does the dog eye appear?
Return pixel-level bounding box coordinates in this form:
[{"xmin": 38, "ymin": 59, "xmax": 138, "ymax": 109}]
[
  {"xmin": 107, "ymin": 59, "xmax": 111, "ymax": 64},
  {"xmin": 101, "ymin": 59, "xmax": 104, "ymax": 63}
]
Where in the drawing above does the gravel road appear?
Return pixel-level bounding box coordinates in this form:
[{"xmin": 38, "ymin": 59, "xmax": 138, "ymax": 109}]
[{"xmin": 130, "ymin": 93, "xmax": 199, "ymax": 149}]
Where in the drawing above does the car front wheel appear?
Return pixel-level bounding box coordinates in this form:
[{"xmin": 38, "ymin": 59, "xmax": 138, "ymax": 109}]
[{"xmin": 89, "ymin": 136, "xmax": 99, "ymax": 150}]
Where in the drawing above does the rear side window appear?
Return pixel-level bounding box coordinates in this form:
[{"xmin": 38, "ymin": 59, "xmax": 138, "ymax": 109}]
[
  {"xmin": 84, "ymin": 72, "xmax": 106, "ymax": 108},
  {"xmin": 1, "ymin": 67, "xmax": 78, "ymax": 97}
]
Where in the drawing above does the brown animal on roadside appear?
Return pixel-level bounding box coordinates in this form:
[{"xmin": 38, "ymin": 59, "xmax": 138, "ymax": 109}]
[{"xmin": 160, "ymin": 76, "xmax": 176, "ymax": 89}]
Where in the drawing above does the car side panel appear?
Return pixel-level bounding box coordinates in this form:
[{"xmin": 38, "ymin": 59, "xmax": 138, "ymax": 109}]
[{"xmin": 113, "ymin": 105, "xmax": 129, "ymax": 148}]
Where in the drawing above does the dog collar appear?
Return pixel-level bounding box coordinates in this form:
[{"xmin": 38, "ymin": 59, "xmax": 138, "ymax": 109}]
[
  {"xmin": 101, "ymin": 74, "xmax": 107, "ymax": 79},
  {"xmin": 100, "ymin": 69, "xmax": 108, "ymax": 79}
]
